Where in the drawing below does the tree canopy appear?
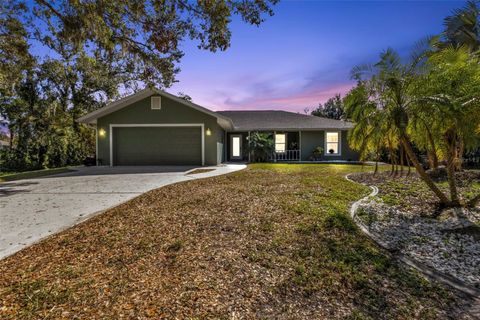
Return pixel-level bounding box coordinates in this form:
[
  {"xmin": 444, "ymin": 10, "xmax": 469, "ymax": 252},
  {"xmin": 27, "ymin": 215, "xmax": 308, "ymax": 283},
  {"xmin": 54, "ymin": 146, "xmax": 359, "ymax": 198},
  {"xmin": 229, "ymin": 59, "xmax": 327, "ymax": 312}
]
[
  {"xmin": 344, "ymin": 1, "xmax": 480, "ymax": 207},
  {"xmin": 0, "ymin": 0, "xmax": 278, "ymax": 170},
  {"xmin": 311, "ymin": 94, "xmax": 345, "ymax": 120}
]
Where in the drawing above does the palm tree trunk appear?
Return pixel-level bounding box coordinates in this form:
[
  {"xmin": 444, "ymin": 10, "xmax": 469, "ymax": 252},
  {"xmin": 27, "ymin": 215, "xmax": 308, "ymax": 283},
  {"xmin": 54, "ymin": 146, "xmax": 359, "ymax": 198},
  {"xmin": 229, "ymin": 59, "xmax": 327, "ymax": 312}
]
[
  {"xmin": 400, "ymin": 145, "xmax": 404, "ymax": 175},
  {"xmin": 426, "ymin": 129, "xmax": 439, "ymax": 169},
  {"xmin": 446, "ymin": 154, "xmax": 460, "ymax": 206},
  {"xmin": 455, "ymin": 140, "xmax": 464, "ymax": 171},
  {"xmin": 406, "ymin": 154, "xmax": 411, "ymax": 176},
  {"xmin": 401, "ymin": 135, "xmax": 450, "ymax": 205},
  {"xmin": 388, "ymin": 140, "xmax": 396, "ymax": 176},
  {"xmin": 444, "ymin": 131, "xmax": 460, "ymax": 206}
]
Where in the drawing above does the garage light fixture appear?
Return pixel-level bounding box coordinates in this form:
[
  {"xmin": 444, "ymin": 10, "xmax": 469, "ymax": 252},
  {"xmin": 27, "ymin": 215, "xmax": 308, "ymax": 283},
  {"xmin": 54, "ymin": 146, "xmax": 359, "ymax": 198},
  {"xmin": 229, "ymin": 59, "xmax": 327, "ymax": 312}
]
[
  {"xmin": 98, "ymin": 128, "xmax": 106, "ymax": 137},
  {"xmin": 205, "ymin": 128, "xmax": 212, "ymax": 136}
]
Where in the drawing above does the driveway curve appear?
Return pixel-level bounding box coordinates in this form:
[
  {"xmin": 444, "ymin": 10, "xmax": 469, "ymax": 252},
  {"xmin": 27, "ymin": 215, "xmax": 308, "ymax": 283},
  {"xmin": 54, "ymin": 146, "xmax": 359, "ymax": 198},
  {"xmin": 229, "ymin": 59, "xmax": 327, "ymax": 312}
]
[{"xmin": 0, "ymin": 164, "xmax": 246, "ymax": 259}]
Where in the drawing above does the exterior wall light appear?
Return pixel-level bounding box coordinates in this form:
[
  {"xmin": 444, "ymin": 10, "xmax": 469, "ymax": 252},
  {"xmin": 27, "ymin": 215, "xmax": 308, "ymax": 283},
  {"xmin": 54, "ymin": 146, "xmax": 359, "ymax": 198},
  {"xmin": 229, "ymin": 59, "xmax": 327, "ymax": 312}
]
[
  {"xmin": 98, "ymin": 128, "xmax": 106, "ymax": 137},
  {"xmin": 205, "ymin": 128, "xmax": 212, "ymax": 136}
]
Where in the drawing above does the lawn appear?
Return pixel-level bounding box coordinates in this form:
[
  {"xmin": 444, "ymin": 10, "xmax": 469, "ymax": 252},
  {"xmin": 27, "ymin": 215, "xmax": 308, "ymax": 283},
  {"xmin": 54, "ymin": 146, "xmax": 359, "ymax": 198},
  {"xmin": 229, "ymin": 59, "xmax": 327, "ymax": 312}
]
[
  {"xmin": 0, "ymin": 167, "xmax": 74, "ymax": 182},
  {"xmin": 0, "ymin": 164, "xmax": 469, "ymax": 319}
]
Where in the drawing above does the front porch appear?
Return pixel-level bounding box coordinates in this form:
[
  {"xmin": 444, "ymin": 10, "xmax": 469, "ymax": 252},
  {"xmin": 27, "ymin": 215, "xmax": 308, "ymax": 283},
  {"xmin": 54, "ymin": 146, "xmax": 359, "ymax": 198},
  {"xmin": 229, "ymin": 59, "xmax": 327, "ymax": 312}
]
[
  {"xmin": 224, "ymin": 129, "xmax": 354, "ymax": 163},
  {"xmin": 225, "ymin": 131, "xmax": 302, "ymax": 162}
]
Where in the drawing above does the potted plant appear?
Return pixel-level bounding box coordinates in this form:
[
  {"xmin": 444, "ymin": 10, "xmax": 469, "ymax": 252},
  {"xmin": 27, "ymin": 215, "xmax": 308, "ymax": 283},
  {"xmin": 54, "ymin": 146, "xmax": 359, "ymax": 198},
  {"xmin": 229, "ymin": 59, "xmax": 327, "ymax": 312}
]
[{"xmin": 311, "ymin": 146, "xmax": 324, "ymax": 161}]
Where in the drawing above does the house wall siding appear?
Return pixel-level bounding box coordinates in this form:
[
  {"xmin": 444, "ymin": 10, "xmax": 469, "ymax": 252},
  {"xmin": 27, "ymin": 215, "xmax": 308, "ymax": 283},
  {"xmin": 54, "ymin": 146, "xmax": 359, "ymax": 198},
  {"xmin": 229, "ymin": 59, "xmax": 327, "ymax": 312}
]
[
  {"xmin": 96, "ymin": 94, "xmax": 223, "ymax": 166},
  {"xmin": 300, "ymin": 130, "xmax": 359, "ymax": 161}
]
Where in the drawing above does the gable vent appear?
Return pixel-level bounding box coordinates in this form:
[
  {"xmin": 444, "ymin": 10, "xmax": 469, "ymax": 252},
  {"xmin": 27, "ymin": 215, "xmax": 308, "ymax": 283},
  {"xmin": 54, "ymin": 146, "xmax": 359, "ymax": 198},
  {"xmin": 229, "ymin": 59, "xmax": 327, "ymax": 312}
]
[{"xmin": 151, "ymin": 96, "xmax": 162, "ymax": 110}]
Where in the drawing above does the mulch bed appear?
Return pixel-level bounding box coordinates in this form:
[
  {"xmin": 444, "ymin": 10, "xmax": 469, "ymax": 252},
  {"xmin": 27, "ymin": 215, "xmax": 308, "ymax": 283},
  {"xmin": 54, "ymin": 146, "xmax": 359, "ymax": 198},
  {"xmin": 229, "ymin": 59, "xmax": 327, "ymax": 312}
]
[{"xmin": 350, "ymin": 170, "xmax": 480, "ymax": 216}]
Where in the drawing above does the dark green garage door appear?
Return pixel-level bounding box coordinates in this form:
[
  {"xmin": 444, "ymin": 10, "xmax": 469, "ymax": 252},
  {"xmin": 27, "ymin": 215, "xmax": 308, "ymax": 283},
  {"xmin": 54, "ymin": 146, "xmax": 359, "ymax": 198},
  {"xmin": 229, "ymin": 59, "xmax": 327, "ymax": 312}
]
[{"xmin": 112, "ymin": 126, "xmax": 202, "ymax": 165}]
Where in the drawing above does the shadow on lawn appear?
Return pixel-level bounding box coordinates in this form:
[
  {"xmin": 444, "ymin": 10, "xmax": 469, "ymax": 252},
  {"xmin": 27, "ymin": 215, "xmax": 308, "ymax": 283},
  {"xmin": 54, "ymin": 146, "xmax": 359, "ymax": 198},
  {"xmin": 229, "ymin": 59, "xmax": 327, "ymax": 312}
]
[{"xmin": 286, "ymin": 209, "xmax": 476, "ymax": 319}]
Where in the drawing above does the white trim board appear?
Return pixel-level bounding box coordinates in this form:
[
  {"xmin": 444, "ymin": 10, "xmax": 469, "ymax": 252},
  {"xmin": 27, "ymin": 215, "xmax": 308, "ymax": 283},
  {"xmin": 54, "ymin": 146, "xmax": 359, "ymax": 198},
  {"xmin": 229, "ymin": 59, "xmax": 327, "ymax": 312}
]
[{"xmin": 109, "ymin": 123, "xmax": 205, "ymax": 166}]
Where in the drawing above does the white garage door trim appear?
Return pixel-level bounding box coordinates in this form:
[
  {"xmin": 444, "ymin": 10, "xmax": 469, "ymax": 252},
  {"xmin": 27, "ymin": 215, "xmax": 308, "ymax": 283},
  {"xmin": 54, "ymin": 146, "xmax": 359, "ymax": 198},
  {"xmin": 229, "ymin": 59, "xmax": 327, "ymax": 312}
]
[{"xmin": 109, "ymin": 123, "xmax": 205, "ymax": 166}]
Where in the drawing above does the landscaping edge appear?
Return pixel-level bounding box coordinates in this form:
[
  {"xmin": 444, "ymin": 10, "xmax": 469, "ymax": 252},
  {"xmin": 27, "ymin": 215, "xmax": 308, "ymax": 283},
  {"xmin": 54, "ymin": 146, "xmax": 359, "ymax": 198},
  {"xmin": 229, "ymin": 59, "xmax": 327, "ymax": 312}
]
[{"xmin": 345, "ymin": 173, "xmax": 480, "ymax": 299}]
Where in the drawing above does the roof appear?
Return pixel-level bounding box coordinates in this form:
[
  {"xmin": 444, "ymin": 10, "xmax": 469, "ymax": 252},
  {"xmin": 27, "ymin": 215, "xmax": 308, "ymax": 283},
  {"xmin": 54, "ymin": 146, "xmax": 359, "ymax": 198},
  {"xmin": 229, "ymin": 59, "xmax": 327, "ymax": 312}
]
[
  {"xmin": 76, "ymin": 90, "xmax": 353, "ymax": 131},
  {"xmin": 217, "ymin": 110, "xmax": 354, "ymax": 131},
  {"xmin": 76, "ymin": 88, "xmax": 233, "ymax": 129}
]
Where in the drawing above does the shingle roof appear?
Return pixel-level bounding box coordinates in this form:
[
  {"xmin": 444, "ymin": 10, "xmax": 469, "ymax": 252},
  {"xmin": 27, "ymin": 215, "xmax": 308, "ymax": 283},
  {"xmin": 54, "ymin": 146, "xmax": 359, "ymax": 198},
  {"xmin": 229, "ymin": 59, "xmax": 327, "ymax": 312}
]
[{"xmin": 216, "ymin": 110, "xmax": 354, "ymax": 131}]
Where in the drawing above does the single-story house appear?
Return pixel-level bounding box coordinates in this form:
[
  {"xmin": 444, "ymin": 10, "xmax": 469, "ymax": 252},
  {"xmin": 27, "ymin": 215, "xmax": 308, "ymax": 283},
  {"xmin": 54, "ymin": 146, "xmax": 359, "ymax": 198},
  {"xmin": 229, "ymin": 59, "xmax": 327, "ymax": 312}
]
[{"xmin": 77, "ymin": 89, "xmax": 359, "ymax": 166}]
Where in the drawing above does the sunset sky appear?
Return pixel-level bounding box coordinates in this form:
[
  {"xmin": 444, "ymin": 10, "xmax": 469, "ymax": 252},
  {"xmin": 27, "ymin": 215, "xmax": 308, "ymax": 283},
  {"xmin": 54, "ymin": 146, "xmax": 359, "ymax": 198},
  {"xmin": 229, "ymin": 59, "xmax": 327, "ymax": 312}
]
[
  {"xmin": 168, "ymin": 1, "xmax": 461, "ymax": 112},
  {"xmin": 28, "ymin": 1, "xmax": 464, "ymax": 113}
]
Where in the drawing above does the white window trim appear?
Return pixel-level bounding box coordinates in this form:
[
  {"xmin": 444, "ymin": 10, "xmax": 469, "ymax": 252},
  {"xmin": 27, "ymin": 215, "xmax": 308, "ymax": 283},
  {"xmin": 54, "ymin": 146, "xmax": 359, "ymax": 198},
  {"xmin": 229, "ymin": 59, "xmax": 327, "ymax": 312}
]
[
  {"xmin": 275, "ymin": 133, "xmax": 287, "ymax": 153},
  {"xmin": 109, "ymin": 123, "xmax": 205, "ymax": 166},
  {"xmin": 324, "ymin": 131, "xmax": 341, "ymax": 156}
]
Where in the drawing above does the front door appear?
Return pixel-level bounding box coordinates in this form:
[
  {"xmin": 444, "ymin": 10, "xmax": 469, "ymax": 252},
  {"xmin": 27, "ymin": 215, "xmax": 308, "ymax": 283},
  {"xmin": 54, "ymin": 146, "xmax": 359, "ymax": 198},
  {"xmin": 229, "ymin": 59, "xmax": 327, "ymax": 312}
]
[{"xmin": 230, "ymin": 134, "xmax": 242, "ymax": 160}]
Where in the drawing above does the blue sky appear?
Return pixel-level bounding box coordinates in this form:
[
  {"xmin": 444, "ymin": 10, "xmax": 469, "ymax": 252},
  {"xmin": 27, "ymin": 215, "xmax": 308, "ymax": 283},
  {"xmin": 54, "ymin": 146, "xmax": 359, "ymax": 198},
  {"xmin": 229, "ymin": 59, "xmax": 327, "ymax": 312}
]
[
  {"xmin": 28, "ymin": 1, "xmax": 464, "ymax": 113},
  {"xmin": 167, "ymin": 0, "xmax": 463, "ymax": 112}
]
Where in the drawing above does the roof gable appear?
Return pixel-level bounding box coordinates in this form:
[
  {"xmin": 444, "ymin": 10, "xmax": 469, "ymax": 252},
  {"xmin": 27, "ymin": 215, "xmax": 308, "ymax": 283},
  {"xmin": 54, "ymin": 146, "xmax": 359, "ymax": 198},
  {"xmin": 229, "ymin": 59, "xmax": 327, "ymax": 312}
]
[{"xmin": 77, "ymin": 89, "xmax": 233, "ymax": 129}]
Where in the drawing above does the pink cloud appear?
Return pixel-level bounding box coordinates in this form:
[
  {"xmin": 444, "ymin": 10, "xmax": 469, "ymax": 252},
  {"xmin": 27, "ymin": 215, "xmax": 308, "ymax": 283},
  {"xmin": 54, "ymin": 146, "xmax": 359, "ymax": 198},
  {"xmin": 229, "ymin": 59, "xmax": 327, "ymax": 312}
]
[{"xmin": 216, "ymin": 82, "xmax": 354, "ymax": 113}]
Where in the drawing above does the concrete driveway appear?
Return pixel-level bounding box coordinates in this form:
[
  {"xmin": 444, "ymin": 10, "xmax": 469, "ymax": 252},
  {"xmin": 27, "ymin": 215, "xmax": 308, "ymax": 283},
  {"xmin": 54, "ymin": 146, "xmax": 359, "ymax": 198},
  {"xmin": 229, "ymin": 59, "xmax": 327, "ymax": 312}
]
[{"xmin": 0, "ymin": 164, "xmax": 246, "ymax": 259}]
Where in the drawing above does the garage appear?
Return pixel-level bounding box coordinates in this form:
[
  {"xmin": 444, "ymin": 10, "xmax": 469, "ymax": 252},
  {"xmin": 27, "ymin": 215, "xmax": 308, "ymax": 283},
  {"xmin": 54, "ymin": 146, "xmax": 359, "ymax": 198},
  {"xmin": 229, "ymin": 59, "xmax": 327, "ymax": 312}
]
[{"xmin": 111, "ymin": 126, "xmax": 203, "ymax": 166}]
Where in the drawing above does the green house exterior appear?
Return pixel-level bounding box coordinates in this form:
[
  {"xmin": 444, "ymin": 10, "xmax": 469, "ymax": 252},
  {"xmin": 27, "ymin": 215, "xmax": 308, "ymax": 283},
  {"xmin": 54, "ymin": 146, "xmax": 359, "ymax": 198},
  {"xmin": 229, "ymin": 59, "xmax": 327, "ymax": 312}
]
[{"xmin": 77, "ymin": 89, "xmax": 359, "ymax": 166}]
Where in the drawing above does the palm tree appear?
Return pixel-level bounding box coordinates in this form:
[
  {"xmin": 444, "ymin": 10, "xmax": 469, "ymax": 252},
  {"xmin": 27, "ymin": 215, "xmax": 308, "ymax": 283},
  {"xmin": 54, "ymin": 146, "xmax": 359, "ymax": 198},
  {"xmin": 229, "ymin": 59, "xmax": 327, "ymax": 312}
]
[
  {"xmin": 441, "ymin": 0, "xmax": 480, "ymax": 52},
  {"xmin": 416, "ymin": 46, "xmax": 480, "ymax": 206},
  {"xmin": 344, "ymin": 83, "xmax": 397, "ymax": 175},
  {"xmin": 348, "ymin": 49, "xmax": 452, "ymax": 205}
]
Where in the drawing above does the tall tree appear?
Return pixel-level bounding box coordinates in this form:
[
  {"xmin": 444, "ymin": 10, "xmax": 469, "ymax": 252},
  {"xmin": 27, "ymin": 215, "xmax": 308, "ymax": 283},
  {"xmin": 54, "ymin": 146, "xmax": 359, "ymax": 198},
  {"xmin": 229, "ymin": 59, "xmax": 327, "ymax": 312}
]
[
  {"xmin": 416, "ymin": 47, "xmax": 480, "ymax": 206},
  {"xmin": 0, "ymin": 0, "xmax": 278, "ymax": 170},
  {"xmin": 344, "ymin": 84, "xmax": 388, "ymax": 174},
  {"xmin": 347, "ymin": 44, "xmax": 480, "ymax": 208},
  {"xmin": 441, "ymin": 0, "xmax": 479, "ymax": 52},
  {"xmin": 30, "ymin": 0, "xmax": 278, "ymax": 87},
  {"xmin": 349, "ymin": 49, "xmax": 451, "ymax": 205},
  {"xmin": 311, "ymin": 94, "xmax": 345, "ymax": 120}
]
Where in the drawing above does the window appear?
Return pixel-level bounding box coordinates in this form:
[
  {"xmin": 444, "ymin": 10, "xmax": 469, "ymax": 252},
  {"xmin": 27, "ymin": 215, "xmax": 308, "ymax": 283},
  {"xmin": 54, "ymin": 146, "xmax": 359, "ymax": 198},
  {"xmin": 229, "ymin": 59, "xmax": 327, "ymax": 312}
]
[
  {"xmin": 275, "ymin": 133, "xmax": 286, "ymax": 153},
  {"xmin": 151, "ymin": 96, "xmax": 161, "ymax": 110},
  {"xmin": 325, "ymin": 132, "xmax": 340, "ymax": 155}
]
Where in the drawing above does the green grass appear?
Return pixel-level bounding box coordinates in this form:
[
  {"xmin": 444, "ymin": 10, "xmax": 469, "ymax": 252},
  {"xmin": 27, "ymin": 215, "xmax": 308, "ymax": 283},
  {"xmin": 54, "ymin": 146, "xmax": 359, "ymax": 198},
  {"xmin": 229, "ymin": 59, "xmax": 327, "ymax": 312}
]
[
  {"xmin": 0, "ymin": 167, "xmax": 73, "ymax": 182},
  {"xmin": 0, "ymin": 163, "xmax": 463, "ymax": 319},
  {"xmin": 374, "ymin": 172, "xmax": 480, "ymax": 211}
]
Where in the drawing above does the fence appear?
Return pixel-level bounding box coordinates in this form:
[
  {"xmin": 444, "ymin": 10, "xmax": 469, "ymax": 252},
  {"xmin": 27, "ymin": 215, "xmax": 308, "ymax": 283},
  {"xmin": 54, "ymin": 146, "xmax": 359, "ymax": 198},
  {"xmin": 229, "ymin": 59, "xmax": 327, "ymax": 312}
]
[{"xmin": 268, "ymin": 150, "xmax": 301, "ymax": 162}]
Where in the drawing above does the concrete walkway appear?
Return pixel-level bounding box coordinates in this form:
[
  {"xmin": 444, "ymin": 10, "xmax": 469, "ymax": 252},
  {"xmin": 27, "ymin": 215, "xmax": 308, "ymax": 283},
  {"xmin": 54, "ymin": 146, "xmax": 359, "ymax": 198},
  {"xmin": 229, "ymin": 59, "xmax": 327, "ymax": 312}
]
[{"xmin": 0, "ymin": 164, "xmax": 246, "ymax": 259}]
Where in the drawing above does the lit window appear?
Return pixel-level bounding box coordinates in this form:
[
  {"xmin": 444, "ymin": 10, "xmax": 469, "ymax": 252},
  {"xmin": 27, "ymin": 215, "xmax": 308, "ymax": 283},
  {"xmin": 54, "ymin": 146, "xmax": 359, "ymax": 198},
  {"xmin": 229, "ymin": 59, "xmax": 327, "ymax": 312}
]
[
  {"xmin": 232, "ymin": 136, "xmax": 241, "ymax": 157},
  {"xmin": 275, "ymin": 133, "xmax": 286, "ymax": 153},
  {"xmin": 325, "ymin": 132, "xmax": 340, "ymax": 155}
]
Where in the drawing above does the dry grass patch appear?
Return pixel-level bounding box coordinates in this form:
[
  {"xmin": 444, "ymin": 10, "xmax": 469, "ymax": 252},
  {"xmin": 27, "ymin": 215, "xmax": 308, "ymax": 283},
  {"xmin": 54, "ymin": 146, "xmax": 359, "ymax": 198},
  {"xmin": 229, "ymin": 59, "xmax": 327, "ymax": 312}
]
[{"xmin": 0, "ymin": 164, "xmax": 471, "ymax": 319}]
